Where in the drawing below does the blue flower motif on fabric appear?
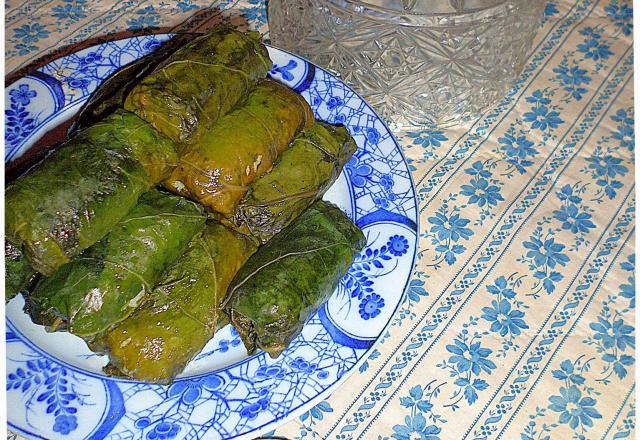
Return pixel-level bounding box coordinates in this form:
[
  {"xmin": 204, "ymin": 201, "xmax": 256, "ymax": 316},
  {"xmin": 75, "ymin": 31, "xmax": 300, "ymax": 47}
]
[
  {"xmin": 583, "ymin": 151, "xmax": 628, "ymax": 201},
  {"xmin": 13, "ymin": 24, "xmax": 50, "ymax": 55},
  {"xmin": 447, "ymin": 340, "xmax": 494, "ymax": 376},
  {"xmin": 482, "ymin": 299, "xmax": 529, "ymax": 336},
  {"xmin": 13, "ymin": 23, "xmax": 50, "ymax": 44},
  {"xmin": 619, "ymin": 254, "xmax": 635, "ymax": 308},
  {"xmin": 126, "ymin": 6, "xmax": 161, "ymax": 31},
  {"xmin": 460, "ymin": 160, "xmax": 504, "ymax": 226},
  {"xmin": 299, "ymin": 400, "xmax": 333, "ymax": 425},
  {"xmin": 423, "ymin": 202, "xmax": 473, "ymax": 266},
  {"xmin": 590, "ymin": 318, "xmax": 634, "ymax": 351},
  {"xmin": 523, "ymin": 357, "xmax": 602, "ymax": 439},
  {"xmin": 392, "ymin": 413, "xmax": 441, "ymax": 440},
  {"xmin": 611, "ymin": 107, "xmax": 634, "ymax": 125},
  {"xmin": 544, "ymin": 1, "xmax": 559, "ymax": 18},
  {"xmin": 481, "ymin": 275, "xmax": 529, "ymax": 356},
  {"xmin": 520, "ymin": 226, "xmax": 570, "ymax": 296},
  {"xmin": 524, "ymin": 90, "xmax": 564, "ymax": 132},
  {"xmin": 430, "ymin": 210, "xmax": 472, "ymax": 242},
  {"xmin": 496, "ymin": 128, "xmax": 537, "ymax": 175},
  {"xmin": 549, "ymin": 386, "xmax": 601, "ymax": 430},
  {"xmin": 584, "ymin": 281, "xmax": 635, "ymax": 384},
  {"xmin": 406, "ymin": 128, "xmax": 448, "ymax": 160},
  {"xmin": 461, "ymin": 165, "xmax": 503, "ymax": 208},
  {"xmin": 610, "ymin": 108, "xmax": 634, "ymax": 151},
  {"xmin": 548, "ymin": 358, "xmax": 602, "ymax": 431},
  {"xmin": 605, "ymin": 0, "xmax": 633, "ymax": 36},
  {"xmin": 6, "ymin": 358, "xmax": 87, "ymax": 436},
  {"xmin": 577, "ymin": 27, "xmax": 614, "ymax": 62},
  {"xmin": 611, "ymin": 123, "xmax": 635, "ymax": 151},
  {"xmin": 52, "ymin": 0, "xmax": 87, "ymax": 22},
  {"xmin": 552, "ymin": 183, "xmax": 596, "ymax": 248},
  {"xmin": 390, "ymin": 382, "xmax": 445, "ymax": 440},
  {"xmin": 174, "ymin": 0, "xmax": 199, "ymax": 13},
  {"xmin": 407, "ymin": 130, "xmax": 448, "ymax": 148},
  {"xmin": 270, "ymin": 60, "xmax": 297, "ymax": 82},
  {"xmin": 523, "ymin": 104, "xmax": 563, "ymax": 131},
  {"xmin": 240, "ymin": 0, "xmax": 268, "ymax": 26},
  {"xmin": 438, "ymin": 317, "xmax": 496, "ymax": 407},
  {"xmin": 552, "ymin": 60, "xmax": 592, "ymax": 101},
  {"xmin": 499, "ymin": 131, "xmax": 536, "ymax": 159}
]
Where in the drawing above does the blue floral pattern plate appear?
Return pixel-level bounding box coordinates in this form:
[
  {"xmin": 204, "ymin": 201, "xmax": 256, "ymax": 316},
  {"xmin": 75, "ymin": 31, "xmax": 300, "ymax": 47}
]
[{"xmin": 5, "ymin": 35, "xmax": 418, "ymax": 440}]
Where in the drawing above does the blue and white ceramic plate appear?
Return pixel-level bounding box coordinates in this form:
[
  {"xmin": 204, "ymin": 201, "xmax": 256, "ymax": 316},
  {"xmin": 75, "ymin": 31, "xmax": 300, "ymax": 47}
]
[{"xmin": 5, "ymin": 35, "xmax": 418, "ymax": 440}]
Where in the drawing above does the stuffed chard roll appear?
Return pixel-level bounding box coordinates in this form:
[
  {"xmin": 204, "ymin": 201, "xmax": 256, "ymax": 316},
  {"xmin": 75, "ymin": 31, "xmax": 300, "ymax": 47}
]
[
  {"xmin": 26, "ymin": 190, "xmax": 205, "ymax": 338},
  {"xmin": 5, "ymin": 110, "xmax": 178, "ymax": 276},
  {"xmin": 97, "ymin": 222, "xmax": 256, "ymax": 384},
  {"xmin": 165, "ymin": 79, "xmax": 314, "ymax": 215},
  {"xmin": 225, "ymin": 122, "xmax": 357, "ymax": 244},
  {"xmin": 5, "ymin": 240, "xmax": 36, "ymax": 302},
  {"xmin": 71, "ymin": 33, "xmax": 200, "ymax": 133},
  {"xmin": 124, "ymin": 28, "xmax": 272, "ymax": 142},
  {"xmin": 224, "ymin": 200, "xmax": 366, "ymax": 357}
]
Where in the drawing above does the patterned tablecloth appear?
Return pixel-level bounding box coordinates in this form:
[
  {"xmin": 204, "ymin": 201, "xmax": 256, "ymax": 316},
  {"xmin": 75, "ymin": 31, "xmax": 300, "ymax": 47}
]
[{"xmin": 5, "ymin": 0, "xmax": 635, "ymax": 439}]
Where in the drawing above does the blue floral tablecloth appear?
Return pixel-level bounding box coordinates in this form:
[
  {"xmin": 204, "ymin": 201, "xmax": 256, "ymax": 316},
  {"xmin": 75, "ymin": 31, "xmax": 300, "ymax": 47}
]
[{"xmin": 5, "ymin": 0, "xmax": 635, "ymax": 439}]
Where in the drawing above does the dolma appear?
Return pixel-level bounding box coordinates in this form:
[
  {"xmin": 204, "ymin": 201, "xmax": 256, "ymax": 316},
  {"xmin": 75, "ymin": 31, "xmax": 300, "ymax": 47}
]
[
  {"xmin": 97, "ymin": 223, "xmax": 256, "ymax": 384},
  {"xmin": 165, "ymin": 79, "xmax": 314, "ymax": 215},
  {"xmin": 226, "ymin": 122, "xmax": 357, "ymax": 244},
  {"xmin": 124, "ymin": 28, "xmax": 272, "ymax": 142},
  {"xmin": 26, "ymin": 190, "xmax": 205, "ymax": 338},
  {"xmin": 224, "ymin": 201, "xmax": 366, "ymax": 357},
  {"xmin": 5, "ymin": 110, "xmax": 178, "ymax": 276},
  {"xmin": 5, "ymin": 240, "xmax": 36, "ymax": 302},
  {"xmin": 70, "ymin": 34, "xmax": 199, "ymax": 134}
]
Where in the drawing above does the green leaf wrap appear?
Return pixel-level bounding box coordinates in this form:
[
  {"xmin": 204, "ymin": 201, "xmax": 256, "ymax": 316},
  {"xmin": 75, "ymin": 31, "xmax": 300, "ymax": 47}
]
[
  {"xmin": 124, "ymin": 28, "xmax": 272, "ymax": 142},
  {"xmin": 5, "ymin": 240, "xmax": 36, "ymax": 302},
  {"xmin": 26, "ymin": 190, "xmax": 205, "ymax": 337},
  {"xmin": 5, "ymin": 110, "xmax": 178, "ymax": 276},
  {"xmin": 98, "ymin": 222, "xmax": 256, "ymax": 384},
  {"xmin": 226, "ymin": 122, "xmax": 357, "ymax": 243},
  {"xmin": 165, "ymin": 79, "xmax": 314, "ymax": 215},
  {"xmin": 224, "ymin": 201, "xmax": 366, "ymax": 357}
]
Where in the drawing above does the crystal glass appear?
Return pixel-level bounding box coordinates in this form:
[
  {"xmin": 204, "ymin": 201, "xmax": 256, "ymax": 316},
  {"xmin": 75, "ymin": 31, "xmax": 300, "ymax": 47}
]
[{"xmin": 268, "ymin": 0, "xmax": 545, "ymax": 128}]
